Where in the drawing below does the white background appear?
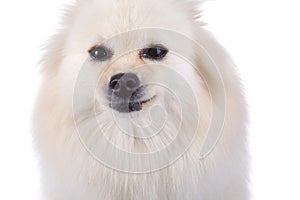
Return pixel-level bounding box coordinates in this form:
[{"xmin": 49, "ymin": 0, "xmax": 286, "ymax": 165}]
[{"xmin": 0, "ymin": 0, "xmax": 299, "ymax": 199}]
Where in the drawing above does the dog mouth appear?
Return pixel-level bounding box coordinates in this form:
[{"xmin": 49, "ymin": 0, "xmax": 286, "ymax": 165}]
[{"xmin": 108, "ymin": 86, "xmax": 155, "ymax": 113}]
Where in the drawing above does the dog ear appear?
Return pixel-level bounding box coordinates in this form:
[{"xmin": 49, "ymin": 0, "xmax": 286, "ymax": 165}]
[
  {"xmin": 173, "ymin": 0, "xmax": 208, "ymax": 23},
  {"xmin": 39, "ymin": 2, "xmax": 77, "ymax": 77},
  {"xmin": 193, "ymin": 24, "xmax": 247, "ymax": 130},
  {"xmin": 192, "ymin": 26, "xmax": 248, "ymax": 158},
  {"xmin": 192, "ymin": 26, "xmax": 236, "ymax": 100},
  {"xmin": 39, "ymin": 0, "xmax": 86, "ymax": 77}
]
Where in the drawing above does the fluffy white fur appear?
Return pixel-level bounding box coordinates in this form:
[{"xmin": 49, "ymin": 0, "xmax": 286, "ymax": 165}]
[{"xmin": 33, "ymin": 0, "xmax": 249, "ymax": 199}]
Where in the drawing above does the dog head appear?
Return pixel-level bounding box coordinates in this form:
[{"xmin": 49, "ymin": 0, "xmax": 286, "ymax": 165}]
[{"xmin": 39, "ymin": 0, "xmax": 217, "ymax": 171}]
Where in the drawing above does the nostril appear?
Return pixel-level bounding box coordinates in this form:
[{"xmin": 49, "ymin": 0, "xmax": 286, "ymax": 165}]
[
  {"xmin": 109, "ymin": 73, "xmax": 124, "ymax": 90},
  {"xmin": 126, "ymin": 79, "xmax": 136, "ymax": 88},
  {"xmin": 125, "ymin": 74, "xmax": 140, "ymax": 89},
  {"xmin": 110, "ymin": 79, "xmax": 120, "ymax": 90}
]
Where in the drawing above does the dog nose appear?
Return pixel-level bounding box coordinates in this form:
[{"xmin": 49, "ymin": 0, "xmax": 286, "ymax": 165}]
[{"xmin": 109, "ymin": 73, "xmax": 140, "ymax": 98}]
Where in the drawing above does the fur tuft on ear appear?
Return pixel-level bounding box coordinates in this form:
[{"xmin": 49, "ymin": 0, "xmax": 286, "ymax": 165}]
[
  {"xmin": 172, "ymin": 0, "xmax": 208, "ymax": 23},
  {"xmin": 38, "ymin": 2, "xmax": 78, "ymax": 77}
]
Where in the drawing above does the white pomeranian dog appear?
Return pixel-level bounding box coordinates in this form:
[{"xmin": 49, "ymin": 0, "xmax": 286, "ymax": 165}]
[{"xmin": 33, "ymin": 0, "xmax": 249, "ymax": 199}]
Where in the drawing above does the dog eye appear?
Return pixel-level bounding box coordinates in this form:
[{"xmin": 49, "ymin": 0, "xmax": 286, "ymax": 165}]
[
  {"xmin": 89, "ymin": 45, "xmax": 112, "ymax": 61},
  {"xmin": 140, "ymin": 45, "xmax": 168, "ymax": 60}
]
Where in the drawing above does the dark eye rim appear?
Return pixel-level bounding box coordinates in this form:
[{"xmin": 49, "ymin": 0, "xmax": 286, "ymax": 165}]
[
  {"xmin": 88, "ymin": 45, "xmax": 113, "ymax": 61},
  {"xmin": 140, "ymin": 44, "xmax": 169, "ymax": 60}
]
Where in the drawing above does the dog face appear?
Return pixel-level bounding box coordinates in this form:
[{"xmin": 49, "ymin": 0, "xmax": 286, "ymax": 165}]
[{"xmin": 40, "ymin": 0, "xmax": 212, "ymax": 164}]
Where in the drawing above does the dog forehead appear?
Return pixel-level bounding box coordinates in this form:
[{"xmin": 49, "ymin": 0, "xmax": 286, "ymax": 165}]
[
  {"xmin": 62, "ymin": 0, "xmax": 198, "ymax": 57},
  {"xmin": 72, "ymin": 0, "xmax": 194, "ymax": 37}
]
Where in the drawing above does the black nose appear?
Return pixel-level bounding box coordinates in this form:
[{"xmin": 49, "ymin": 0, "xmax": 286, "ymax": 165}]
[{"xmin": 109, "ymin": 73, "xmax": 140, "ymax": 98}]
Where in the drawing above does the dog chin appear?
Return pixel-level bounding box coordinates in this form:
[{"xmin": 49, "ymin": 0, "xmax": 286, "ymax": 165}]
[{"xmin": 109, "ymin": 97, "xmax": 155, "ymax": 113}]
